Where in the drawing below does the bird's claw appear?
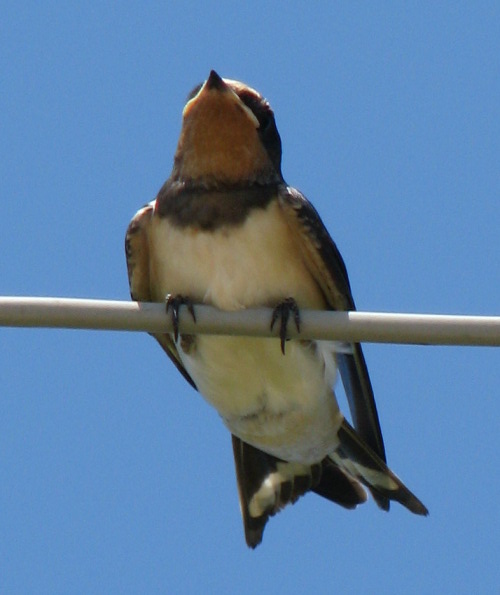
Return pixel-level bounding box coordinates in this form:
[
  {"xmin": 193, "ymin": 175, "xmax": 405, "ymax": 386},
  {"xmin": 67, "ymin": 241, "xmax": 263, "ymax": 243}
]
[
  {"xmin": 270, "ymin": 298, "xmax": 301, "ymax": 355},
  {"xmin": 166, "ymin": 294, "xmax": 196, "ymax": 342}
]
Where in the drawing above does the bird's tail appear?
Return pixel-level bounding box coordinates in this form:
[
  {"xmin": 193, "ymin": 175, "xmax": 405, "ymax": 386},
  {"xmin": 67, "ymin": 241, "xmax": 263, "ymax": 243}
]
[{"xmin": 329, "ymin": 420, "xmax": 428, "ymax": 516}]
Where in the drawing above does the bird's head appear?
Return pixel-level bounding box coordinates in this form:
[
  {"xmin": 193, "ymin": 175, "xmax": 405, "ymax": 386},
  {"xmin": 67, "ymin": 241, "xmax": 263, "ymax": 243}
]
[{"xmin": 172, "ymin": 70, "xmax": 282, "ymax": 187}]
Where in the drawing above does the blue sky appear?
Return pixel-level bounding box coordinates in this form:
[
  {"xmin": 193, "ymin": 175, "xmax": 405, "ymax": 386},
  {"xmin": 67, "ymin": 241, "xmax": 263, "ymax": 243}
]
[{"xmin": 1, "ymin": 3, "xmax": 499, "ymax": 593}]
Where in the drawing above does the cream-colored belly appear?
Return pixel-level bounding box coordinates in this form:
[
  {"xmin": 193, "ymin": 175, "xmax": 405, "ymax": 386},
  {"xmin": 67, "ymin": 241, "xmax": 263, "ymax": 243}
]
[
  {"xmin": 149, "ymin": 200, "xmax": 342, "ymax": 462},
  {"xmin": 182, "ymin": 334, "xmax": 342, "ymax": 463}
]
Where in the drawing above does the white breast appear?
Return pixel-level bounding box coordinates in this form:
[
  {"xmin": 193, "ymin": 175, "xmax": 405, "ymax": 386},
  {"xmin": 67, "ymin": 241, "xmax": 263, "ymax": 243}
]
[
  {"xmin": 148, "ymin": 199, "xmax": 342, "ymax": 463},
  {"xmin": 148, "ymin": 200, "xmax": 326, "ymax": 310}
]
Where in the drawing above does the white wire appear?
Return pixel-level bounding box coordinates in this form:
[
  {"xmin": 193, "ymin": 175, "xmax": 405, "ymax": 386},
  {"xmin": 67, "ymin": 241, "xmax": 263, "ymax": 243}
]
[{"xmin": 0, "ymin": 296, "xmax": 499, "ymax": 346}]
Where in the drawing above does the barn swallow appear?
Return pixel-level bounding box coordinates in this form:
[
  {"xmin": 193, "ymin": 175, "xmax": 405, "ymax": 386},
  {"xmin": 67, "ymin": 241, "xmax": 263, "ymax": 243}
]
[{"xmin": 125, "ymin": 70, "xmax": 427, "ymax": 548}]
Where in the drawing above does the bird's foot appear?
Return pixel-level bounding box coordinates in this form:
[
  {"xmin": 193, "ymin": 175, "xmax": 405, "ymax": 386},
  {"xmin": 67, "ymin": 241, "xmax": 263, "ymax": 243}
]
[
  {"xmin": 270, "ymin": 297, "xmax": 301, "ymax": 355},
  {"xmin": 166, "ymin": 294, "xmax": 196, "ymax": 342}
]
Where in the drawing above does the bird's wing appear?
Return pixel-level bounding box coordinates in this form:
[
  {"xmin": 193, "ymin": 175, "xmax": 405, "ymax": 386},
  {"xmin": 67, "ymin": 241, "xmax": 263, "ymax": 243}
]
[
  {"xmin": 278, "ymin": 186, "xmax": 387, "ymax": 468},
  {"xmin": 125, "ymin": 201, "xmax": 197, "ymax": 390}
]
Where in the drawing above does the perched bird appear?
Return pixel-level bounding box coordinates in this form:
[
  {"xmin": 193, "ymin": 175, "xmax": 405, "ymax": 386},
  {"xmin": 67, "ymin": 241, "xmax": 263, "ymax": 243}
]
[{"xmin": 125, "ymin": 70, "xmax": 428, "ymax": 548}]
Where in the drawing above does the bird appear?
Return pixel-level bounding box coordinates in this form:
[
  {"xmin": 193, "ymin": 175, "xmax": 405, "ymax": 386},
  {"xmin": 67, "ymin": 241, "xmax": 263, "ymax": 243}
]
[{"xmin": 125, "ymin": 70, "xmax": 428, "ymax": 548}]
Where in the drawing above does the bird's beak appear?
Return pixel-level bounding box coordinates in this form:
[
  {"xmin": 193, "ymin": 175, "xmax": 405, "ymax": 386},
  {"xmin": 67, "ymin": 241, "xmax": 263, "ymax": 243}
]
[{"xmin": 182, "ymin": 70, "xmax": 259, "ymax": 128}]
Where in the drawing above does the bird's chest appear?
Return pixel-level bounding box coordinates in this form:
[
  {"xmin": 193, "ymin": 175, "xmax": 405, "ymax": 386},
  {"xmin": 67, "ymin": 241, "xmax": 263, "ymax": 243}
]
[
  {"xmin": 147, "ymin": 201, "xmax": 340, "ymax": 461},
  {"xmin": 148, "ymin": 200, "xmax": 325, "ymax": 310}
]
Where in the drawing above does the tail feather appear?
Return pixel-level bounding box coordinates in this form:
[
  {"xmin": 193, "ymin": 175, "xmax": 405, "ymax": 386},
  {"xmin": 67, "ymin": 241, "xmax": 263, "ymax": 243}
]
[
  {"xmin": 331, "ymin": 420, "xmax": 428, "ymax": 516},
  {"xmin": 232, "ymin": 435, "xmax": 322, "ymax": 548},
  {"xmin": 232, "ymin": 423, "xmax": 427, "ymax": 548},
  {"xmin": 313, "ymin": 458, "xmax": 367, "ymax": 509},
  {"xmin": 232, "ymin": 436, "xmax": 368, "ymax": 548}
]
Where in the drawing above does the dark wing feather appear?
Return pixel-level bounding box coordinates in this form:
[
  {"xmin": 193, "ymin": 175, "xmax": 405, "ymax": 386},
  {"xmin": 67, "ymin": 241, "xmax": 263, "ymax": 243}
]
[
  {"xmin": 278, "ymin": 185, "xmax": 388, "ymax": 508},
  {"xmin": 337, "ymin": 345, "xmax": 386, "ymax": 462},
  {"xmin": 125, "ymin": 201, "xmax": 197, "ymax": 390}
]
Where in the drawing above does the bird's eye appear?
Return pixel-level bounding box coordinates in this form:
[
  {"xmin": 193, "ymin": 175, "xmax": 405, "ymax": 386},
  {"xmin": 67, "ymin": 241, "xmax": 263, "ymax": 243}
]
[{"xmin": 259, "ymin": 113, "xmax": 272, "ymax": 132}]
